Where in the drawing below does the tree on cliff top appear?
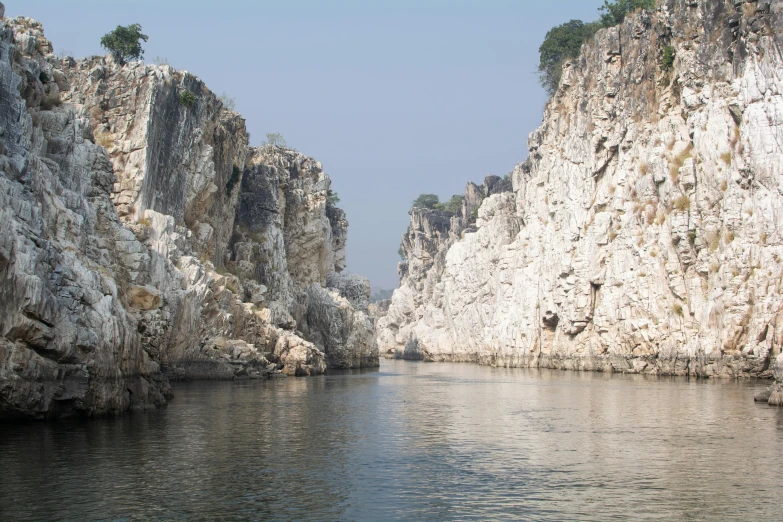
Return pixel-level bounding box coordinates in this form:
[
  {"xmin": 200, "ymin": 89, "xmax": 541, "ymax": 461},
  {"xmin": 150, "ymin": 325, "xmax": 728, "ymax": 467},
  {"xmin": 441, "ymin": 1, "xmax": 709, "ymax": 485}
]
[
  {"xmin": 598, "ymin": 0, "xmax": 656, "ymax": 26},
  {"xmin": 412, "ymin": 194, "xmax": 440, "ymax": 210},
  {"xmin": 538, "ymin": 20, "xmax": 601, "ymax": 96},
  {"xmin": 538, "ymin": 0, "xmax": 656, "ymax": 96},
  {"xmin": 411, "ymin": 194, "xmax": 464, "ymax": 212},
  {"xmin": 265, "ymin": 132, "xmax": 287, "ymax": 147},
  {"xmin": 100, "ymin": 23, "xmax": 148, "ymax": 64}
]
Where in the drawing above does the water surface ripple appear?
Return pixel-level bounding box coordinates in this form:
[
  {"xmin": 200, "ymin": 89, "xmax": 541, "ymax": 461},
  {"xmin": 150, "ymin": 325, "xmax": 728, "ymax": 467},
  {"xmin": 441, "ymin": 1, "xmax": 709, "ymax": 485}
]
[{"xmin": 1, "ymin": 360, "xmax": 781, "ymax": 520}]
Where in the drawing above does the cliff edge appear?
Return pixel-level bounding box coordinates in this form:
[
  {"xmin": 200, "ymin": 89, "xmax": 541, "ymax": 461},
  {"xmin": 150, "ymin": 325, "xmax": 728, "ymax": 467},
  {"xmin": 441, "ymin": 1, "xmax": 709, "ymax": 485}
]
[{"xmin": 0, "ymin": 6, "xmax": 378, "ymax": 419}]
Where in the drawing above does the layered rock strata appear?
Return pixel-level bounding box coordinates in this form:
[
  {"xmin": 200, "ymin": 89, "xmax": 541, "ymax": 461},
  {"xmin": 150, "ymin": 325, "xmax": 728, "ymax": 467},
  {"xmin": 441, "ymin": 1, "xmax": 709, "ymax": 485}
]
[
  {"xmin": 378, "ymin": 0, "xmax": 783, "ymax": 402},
  {"xmin": 0, "ymin": 8, "xmax": 377, "ymax": 419}
]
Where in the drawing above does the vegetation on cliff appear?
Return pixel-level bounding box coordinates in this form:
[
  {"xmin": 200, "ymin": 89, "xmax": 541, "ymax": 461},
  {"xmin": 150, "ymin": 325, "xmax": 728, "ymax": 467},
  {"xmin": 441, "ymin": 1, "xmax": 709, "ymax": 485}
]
[
  {"xmin": 411, "ymin": 193, "xmax": 464, "ymax": 213},
  {"xmin": 100, "ymin": 23, "xmax": 148, "ymax": 63},
  {"xmin": 538, "ymin": 0, "xmax": 655, "ymax": 95}
]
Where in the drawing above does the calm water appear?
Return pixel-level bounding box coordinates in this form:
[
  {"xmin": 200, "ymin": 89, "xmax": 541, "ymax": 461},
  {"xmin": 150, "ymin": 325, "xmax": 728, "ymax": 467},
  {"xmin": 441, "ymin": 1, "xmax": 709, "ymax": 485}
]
[{"xmin": 1, "ymin": 360, "xmax": 782, "ymax": 521}]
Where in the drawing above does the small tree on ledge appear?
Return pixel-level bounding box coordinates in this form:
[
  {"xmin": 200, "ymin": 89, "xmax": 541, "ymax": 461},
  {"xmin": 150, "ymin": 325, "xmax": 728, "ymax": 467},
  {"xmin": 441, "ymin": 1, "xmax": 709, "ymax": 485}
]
[
  {"xmin": 265, "ymin": 133, "xmax": 286, "ymax": 147},
  {"xmin": 100, "ymin": 23, "xmax": 148, "ymax": 64},
  {"xmin": 411, "ymin": 194, "xmax": 440, "ymax": 210}
]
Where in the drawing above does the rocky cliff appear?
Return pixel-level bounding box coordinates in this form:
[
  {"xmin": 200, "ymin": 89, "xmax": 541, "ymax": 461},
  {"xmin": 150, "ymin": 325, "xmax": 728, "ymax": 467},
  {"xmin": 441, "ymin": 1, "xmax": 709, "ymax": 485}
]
[
  {"xmin": 0, "ymin": 6, "xmax": 377, "ymax": 419},
  {"xmin": 377, "ymin": 0, "xmax": 783, "ymax": 402}
]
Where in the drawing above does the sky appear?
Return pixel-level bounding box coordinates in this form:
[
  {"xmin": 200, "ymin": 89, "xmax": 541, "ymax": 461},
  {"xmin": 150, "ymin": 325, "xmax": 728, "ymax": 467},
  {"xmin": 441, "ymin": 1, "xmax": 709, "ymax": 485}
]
[{"xmin": 10, "ymin": 0, "xmax": 606, "ymax": 289}]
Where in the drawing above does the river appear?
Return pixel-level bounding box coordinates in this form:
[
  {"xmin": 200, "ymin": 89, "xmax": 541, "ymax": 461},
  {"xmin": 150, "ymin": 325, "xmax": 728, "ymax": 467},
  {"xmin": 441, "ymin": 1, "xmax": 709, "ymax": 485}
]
[{"xmin": 1, "ymin": 360, "xmax": 781, "ymax": 521}]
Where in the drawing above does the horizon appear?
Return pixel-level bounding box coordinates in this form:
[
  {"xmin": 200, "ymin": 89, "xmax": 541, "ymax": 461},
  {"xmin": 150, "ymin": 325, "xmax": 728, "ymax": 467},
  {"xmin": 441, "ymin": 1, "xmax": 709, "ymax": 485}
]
[{"xmin": 8, "ymin": 0, "xmax": 605, "ymax": 288}]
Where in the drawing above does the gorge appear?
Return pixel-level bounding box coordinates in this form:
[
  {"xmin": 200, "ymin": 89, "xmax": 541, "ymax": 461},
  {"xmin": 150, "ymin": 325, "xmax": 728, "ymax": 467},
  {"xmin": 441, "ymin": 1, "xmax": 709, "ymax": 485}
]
[
  {"xmin": 2, "ymin": 0, "xmax": 783, "ymax": 422},
  {"xmin": 2, "ymin": 1, "xmax": 783, "ymax": 520}
]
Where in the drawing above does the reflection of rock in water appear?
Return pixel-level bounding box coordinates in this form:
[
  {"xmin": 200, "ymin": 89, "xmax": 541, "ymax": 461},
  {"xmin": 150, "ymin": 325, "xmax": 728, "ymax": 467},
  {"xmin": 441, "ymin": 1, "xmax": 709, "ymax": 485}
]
[{"xmin": 0, "ymin": 361, "xmax": 779, "ymax": 519}]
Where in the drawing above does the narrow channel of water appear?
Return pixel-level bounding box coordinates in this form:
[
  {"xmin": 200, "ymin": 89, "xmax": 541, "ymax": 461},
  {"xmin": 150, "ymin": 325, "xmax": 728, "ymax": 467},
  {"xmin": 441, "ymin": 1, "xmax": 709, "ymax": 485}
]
[{"xmin": 1, "ymin": 360, "xmax": 781, "ymax": 521}]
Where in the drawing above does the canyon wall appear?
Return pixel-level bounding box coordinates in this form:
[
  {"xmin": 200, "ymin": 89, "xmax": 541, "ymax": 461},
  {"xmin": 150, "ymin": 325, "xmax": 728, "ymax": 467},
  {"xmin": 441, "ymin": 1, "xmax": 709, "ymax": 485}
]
[
  {"xmin": 0, "ymin": 8, "xmax": 377, "ymax": 419},
  {"xmin": 377, "ymin": 0, "xmax": 783, "ymax": 401}
]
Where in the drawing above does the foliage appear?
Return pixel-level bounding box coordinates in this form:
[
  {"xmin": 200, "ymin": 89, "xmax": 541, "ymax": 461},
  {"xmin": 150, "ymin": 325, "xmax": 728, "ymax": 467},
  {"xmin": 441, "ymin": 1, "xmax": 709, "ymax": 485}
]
[
  {"xmin": 537, "ymin": 0, "xmax": 655, "ymax": 96},
  {"xmin": 327, "ymin": 189, "xmax": 340, "ymax": 204},
  {"xmin": 179, "ymin": 90, "xmax": 197, "ymax": 108},
  {"xmin": 538, "ymin": 20, "xmax": 601, "ymax": 95},
  {"xmin": 225, "ymin": 165, "xmax": 241, "ymax": 196},
  {"xmin": 152, "ymin": 56, "xmax": 170, "ymax": 66},
  {"xmin": 661, "ymin": 45, "xmax": 675, "ymax": 71},
  {"xmin": 410, "ymin": 194, "xmax": 465, "ymax": 213},
  {"xmin": 40, "ymin": 92, "xmax": 62, "ymax": 110},
  {"xmin": 673, "ymin": 195, "xmax": 691, "ymax": 211},
  {"xmin": 218, "ymin": 92, "xmax": 236, "ymax": 111},
  {"xmin": 436, "ymin": 195, "xmax": 464, "ymax": 213},
  {"xmin": 100, "ymin": 23, "xmax": 148, "ymax": 64},
  {"xmin": 397, "ymin": 246, "xmax": 406, "ymax": 261},
  {"xmin": 411, "ymin": 193, "xmax": 440, "ymax": 210},
  {"xmin": 265, "ymin": 132, "xmax": 286, "ymax": 147},
  {"xmin": 598, "ymin": 0, "xmax": 656, "ymax": 27},
  {"xmin": 371, "ymin": 288, "xmax": 395, "ymax": 302}
]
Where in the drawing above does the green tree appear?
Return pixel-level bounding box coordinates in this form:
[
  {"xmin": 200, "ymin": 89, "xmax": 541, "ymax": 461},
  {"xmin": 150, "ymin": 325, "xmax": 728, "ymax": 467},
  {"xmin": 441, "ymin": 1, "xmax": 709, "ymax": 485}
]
[
  {"xmin": 179, "ymin": 90, "xmax": 196, "ymax": 108},
  {"xmin": 598, "ymin": 0, "xmax": 656, "ymax": 27},
  {"xmin": 538, "ymin": 20, "xmax": 601, "ymax": 96},
  {"xmin": 327, "ymin": 189, "xmax": 340, "ymax": 204},
  {"xmin": 411, "ymin": 194, "xmax": 440, "ymax": 210},
  {"xmin": 661, "ymin": 45, "xmax": 675, "ymax": 71},
  {"xmin": 100, "ymin": 23, "xmax": 148, "ymax": 64},
  {"xmin": 437, "ymin": 195, "xmax": 464, "ymax": 213},
  {"xmin": 265, "ymin": 132, "xmax": 286, "ymax": 147}
]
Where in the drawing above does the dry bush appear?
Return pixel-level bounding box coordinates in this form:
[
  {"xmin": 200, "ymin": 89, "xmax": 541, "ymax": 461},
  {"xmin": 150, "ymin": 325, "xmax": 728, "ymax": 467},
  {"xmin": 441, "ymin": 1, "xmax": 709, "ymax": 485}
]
[
  {"xmin": 639, "ymin": 162, "xmax": 649, "ymax": 176},
  {"xmin": 40, "ymin": 92, "xmax": 62, "ymax": 110},
  {"xmin": 96, "ymin": 134, "xmax": 114, "ymax": 148},
  {"xmin": 673, "ymin": 195, "xmax": 691, "ymax": 211},
  {"xmin": 669, "ymin": 145, "xmax": 693, "ymax": 183},
  {"xmin": 705, "ymin": 231, "xmax": 720, "ymax": 252},
  {"xmin": 721, "ymin": 151, "xmax": 732, "ymax": 166}
]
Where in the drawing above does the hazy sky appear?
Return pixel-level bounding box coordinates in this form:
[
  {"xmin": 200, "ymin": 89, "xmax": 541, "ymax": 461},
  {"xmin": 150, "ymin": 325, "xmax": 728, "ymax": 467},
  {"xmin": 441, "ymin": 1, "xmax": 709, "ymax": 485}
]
[{"xmin": 10, "ymin": 0, "xmax": 606, "ymax": 289}]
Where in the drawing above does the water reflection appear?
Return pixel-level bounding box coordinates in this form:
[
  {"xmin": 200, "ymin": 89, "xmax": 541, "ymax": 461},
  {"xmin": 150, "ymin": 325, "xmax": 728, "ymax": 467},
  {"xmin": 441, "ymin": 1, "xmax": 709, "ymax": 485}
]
[{"xmin": 1, "ymin": 361, "xmax": 781, "ymax": 521}]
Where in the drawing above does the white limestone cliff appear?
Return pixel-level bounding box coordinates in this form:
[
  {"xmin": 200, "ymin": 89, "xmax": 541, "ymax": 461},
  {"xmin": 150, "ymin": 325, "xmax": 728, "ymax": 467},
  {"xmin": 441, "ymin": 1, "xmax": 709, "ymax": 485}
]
[{"xmin": 377, "ymin": 1, "xmax": 783, "ymax": 403}]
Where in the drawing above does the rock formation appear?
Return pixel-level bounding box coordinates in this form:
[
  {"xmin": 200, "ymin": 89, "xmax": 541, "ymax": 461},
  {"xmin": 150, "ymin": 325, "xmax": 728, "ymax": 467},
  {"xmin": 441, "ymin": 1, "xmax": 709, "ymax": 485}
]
[
  {"xmin": 0, "ymin": 7, "xmax": 377, "ymax": 419},
  {"xmin": 377, "ymin": 0, "xmax": 783, "ymax": 404}
]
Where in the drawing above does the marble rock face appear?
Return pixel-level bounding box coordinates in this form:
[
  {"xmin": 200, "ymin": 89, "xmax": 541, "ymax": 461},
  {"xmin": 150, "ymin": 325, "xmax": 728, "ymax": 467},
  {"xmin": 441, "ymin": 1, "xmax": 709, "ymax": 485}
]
[
  {"xmin": 0, "ymin": 11, "xmax": 376, "ymax": 419},
  {"xmin": 377, "ymin": 2, "xmax": 783, "ymax": 404}
]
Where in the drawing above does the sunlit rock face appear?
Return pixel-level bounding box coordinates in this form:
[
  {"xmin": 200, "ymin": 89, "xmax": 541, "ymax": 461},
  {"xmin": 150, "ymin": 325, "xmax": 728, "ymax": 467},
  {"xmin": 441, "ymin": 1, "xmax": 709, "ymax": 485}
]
[
  {"xmin": 377, "ymin": 1, "xmax": 783, "ymax": 400},
  {"xmin": 0, "ymin": 8, "xmax": 376, "ymax": 419}
]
